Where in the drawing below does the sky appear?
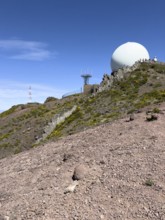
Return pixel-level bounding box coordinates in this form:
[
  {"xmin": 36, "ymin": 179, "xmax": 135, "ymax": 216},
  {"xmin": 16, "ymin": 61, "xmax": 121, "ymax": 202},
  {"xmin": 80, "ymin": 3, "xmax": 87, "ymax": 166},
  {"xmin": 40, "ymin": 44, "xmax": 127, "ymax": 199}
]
[{"xmin": 0, "ymin": 0, "xmax": 164, "ymax": 111}]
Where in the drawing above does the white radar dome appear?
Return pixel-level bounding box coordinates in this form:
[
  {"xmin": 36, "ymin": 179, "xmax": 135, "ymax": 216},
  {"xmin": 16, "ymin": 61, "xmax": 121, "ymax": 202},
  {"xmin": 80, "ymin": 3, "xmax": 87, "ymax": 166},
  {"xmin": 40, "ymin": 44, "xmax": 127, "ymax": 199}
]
[{"xmin": 111, "ymin": 42, "xmax": 150, "ymax": 72}]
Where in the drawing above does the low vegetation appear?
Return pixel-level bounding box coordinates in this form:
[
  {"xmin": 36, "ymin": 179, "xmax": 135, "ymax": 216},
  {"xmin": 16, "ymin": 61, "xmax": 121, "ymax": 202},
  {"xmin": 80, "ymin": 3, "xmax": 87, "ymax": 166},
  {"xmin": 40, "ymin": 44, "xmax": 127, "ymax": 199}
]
[
  {"xmin": 144, "ymin": 179, "xmax": 154, "ymax": 187},
  {"xmin": 0, "ymin": 62, "xmax": 165, "ymax": 159}
]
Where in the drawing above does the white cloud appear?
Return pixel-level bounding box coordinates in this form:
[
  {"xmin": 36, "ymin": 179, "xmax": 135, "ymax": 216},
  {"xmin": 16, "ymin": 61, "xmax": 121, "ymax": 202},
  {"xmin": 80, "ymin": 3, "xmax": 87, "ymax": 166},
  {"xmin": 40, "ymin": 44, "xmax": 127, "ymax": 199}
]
[
  {"xmin": 0, "ymin": 39, "xmax": 56, "ymax": 61},
  {"xmin": 0, "ymin": 80, "xmax": 67, "ymax": 111}
]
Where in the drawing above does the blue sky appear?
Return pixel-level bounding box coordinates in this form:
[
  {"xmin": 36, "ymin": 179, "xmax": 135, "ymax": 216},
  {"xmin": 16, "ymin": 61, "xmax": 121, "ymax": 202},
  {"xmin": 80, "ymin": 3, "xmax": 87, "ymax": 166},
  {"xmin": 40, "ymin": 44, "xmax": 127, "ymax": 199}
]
[{"xmin": 0, "ymin": 0, "xmax": 164, "ymax": 111}]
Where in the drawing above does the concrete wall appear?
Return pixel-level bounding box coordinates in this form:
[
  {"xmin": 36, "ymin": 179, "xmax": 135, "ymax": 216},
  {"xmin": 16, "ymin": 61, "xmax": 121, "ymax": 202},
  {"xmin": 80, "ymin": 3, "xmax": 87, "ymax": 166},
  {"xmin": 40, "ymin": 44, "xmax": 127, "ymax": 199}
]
[{"xmin": 83, "ymin": 84, "xmax": 99, "ymax": 95}]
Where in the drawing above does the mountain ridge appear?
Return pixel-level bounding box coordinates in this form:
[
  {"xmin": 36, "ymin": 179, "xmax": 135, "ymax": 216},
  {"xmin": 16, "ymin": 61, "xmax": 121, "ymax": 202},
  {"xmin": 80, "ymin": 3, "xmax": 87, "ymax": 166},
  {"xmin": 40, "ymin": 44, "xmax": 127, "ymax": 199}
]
[{"xmin": 0, "ymin": 61, "xmax": 165, "ymax": 159}]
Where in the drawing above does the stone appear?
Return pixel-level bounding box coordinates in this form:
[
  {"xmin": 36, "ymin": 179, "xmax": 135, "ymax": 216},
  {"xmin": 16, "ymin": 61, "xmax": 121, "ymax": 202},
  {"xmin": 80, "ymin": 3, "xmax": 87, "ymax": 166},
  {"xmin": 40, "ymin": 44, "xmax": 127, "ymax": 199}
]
[
  {"xmin": 146, "ymin": 114, "xmax": 158, "ymax": 121},
  {"xmin": 64, "ymin": 181, "xmax": 79, "ymax": 194},
  {"xmin": 72, "ymin": 164, "xmax": 88, "ymax": 181},
  {"xmin": 129, "ymin": 114, "xmax": 135, "ymax": 121},
  {"xmin": 0, "ymin": 215, "xmax": 5, "ymax": 220},
  {"xmin": 63, "ymin": 153, "xmax": 73, "ymax": 162},
  {"xmin": 126, "ymin": 114, "xmax": 135, "ymax": 122}
]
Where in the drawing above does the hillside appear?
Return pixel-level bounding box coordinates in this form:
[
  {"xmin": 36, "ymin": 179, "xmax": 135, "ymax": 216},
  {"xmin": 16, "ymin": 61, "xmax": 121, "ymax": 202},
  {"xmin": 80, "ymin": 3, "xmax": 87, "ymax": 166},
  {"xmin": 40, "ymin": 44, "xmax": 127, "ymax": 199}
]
[
  {"xmin": 0, "ymin": 61, "xmax": 165, "ymax": 159},
  {"xmin": 0, "ymin": 103, "xmax": 165, "ymax": 219}
]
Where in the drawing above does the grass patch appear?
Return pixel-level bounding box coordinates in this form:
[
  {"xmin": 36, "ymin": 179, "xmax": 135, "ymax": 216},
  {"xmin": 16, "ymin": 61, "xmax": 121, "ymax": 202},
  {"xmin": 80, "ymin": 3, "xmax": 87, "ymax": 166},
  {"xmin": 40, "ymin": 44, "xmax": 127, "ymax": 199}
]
[
  {"xmin": 153, "ymin": 82, "xmax": 162, "ymax": 88},
  {"xmin": 152, "ymin": 107, "xmax": 160, "ymax": 113},
  {"xmin": 0, "ymin": 143, "xmax": 10, "ymax": 148},
  {"xmin": 14, "ymin": 146, "xmax": 22, "ymax": 154},
  {"xmin": 134, "ymin": 90, "xmax": 165, "ymax": 109},
  {"xmin": 151, "ymin": 63, "xmax": 165, "ymax": 73},
  {"xmin": 0, "ymin": 133, "xmax": 12, "ymax": 141},
  {"xmin": 47, "ymin": 107, "xmax": 83, "ymax": 139},
  {"xmin": 144, "ymin": 179, "xmax": 154, "ymax": 186},
  {"xmin": 0, "ymin": 105, "xmax": 18, "ymax": 118},
  {"xmin": 29, "ymin": 105, "xmax": 49, "ymax": 118}
]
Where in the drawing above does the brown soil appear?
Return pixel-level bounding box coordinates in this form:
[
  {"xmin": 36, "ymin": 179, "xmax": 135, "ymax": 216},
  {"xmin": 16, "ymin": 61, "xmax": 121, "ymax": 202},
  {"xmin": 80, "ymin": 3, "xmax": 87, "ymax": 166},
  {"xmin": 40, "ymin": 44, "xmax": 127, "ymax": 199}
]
[{"xmin": 0, "ymin": 104, "xmax": 165, "ymax": 220}]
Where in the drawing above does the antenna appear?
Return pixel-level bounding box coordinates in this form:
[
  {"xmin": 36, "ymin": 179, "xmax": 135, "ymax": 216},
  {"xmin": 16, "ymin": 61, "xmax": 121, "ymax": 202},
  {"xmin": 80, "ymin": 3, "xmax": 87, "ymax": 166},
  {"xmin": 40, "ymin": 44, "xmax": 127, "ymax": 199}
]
[
  {"xmin": 153, "ymin": 56, "xmax": 158, "ymax": 62},
  {"xmin": 28, "ymin": 86, "xmax": 32, "ymax": 102},
  {"xmin": 81, "ymin": 74, "xmax": 92, "ymax": 85}
]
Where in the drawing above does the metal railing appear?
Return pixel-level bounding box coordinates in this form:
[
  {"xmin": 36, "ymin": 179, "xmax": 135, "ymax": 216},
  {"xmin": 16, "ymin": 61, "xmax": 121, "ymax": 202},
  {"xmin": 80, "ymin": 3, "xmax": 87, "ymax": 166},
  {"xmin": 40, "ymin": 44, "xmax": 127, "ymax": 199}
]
[{"xmin": 62, "ymin": 88, "xmax": 82, "ymax": 98}]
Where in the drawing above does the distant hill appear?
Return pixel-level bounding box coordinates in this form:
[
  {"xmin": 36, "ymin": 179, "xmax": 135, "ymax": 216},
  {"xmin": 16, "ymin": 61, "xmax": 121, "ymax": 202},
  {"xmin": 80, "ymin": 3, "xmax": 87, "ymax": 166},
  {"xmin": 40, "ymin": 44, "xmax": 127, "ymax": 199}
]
[{"xmin": 0, "ymin": 61, "xmax": 165, "ymax": 159}]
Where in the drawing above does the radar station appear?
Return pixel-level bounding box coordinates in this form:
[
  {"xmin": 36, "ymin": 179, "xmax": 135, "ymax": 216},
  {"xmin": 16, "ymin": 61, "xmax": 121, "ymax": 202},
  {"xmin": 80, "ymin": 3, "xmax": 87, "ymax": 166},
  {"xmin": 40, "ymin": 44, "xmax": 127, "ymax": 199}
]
[{"xmin": 81, "ymin": 74, "xmax": 92, "ymax": 85}]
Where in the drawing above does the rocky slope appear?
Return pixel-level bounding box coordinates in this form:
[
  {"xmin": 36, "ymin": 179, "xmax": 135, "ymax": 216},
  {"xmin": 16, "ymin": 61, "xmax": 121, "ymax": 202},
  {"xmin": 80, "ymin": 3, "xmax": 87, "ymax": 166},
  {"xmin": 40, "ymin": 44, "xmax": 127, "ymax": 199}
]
[
  {"xmin": 0, "ymin": 103, "xmax": 165, "ymax": 219},
  {"xmin": 0, "ymin": 61, "xmax": 165, "ymax": 159}
]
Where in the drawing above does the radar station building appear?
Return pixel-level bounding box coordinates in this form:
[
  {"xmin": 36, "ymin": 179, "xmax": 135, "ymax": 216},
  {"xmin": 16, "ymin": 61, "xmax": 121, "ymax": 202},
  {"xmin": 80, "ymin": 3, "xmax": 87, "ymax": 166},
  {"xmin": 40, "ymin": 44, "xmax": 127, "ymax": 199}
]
[{"xmin": 81, "ymin": 74, "xmax": 99, "ymax": 95}]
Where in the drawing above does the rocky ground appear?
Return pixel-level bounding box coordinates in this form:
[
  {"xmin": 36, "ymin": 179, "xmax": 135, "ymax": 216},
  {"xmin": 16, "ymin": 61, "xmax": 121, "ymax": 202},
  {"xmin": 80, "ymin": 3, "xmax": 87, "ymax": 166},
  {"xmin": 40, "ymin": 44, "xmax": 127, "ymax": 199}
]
[{"xmin": 0, "ymin": 103, "xmax": 165, "ymax": 220}]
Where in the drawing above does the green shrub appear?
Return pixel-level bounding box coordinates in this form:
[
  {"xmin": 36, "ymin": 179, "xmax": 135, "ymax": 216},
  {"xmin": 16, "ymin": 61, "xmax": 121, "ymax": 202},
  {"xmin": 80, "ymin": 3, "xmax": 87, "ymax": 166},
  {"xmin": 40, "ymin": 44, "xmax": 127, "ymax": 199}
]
[
  {"xmin": 14, "ymin": 146, "xmax": 22, "ymax": 154},
  {"xmin": 44, "ymin": 97, "xmax": 58, "ymax": 103},
  {"xmin": 152, "ymin": 63, "xmax": 165, "ymax": 73},
  {"xmin": 134, "ymin": 90, "xmax": 165, "ymax": 108},
  {"xmin": 0, "ymin": 143, "xmax": 10, "ymax": 148},
  {"xmin": 30, "ymin": 105, "xmax": 49, "ymax": 117},
  {"xmin": 152, "ymin": 108, "xmax": 160, "ymax": 113},
  {"xmin": 153, "ymin": 82, "xmax": 162, "ymax": 88},
  {"xmin": 144, "ymin": 179, "xmax": 154, "ymax": 186}
]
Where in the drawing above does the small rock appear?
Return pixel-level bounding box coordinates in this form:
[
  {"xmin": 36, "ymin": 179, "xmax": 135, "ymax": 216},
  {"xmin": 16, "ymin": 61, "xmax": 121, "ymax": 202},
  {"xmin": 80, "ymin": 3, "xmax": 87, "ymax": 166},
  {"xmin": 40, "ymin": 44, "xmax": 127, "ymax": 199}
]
[
  {"xmin": 63, "ymin": 153, "xmax": 72, "ymax": 162},
  {"xmin": 146, "ymin": 114, "xmax": 158, "ymax": 121},
  {"xmin": 64, "ymin": 181, "xmax": 79, "ymax": 194},
  {"xmin": 72, "ymin": 164, "xmax": 88, "ymax": 181},
  {"xmin": 126, "ymin": 114, "xmax": 135, "ymax": 122},
  {"xmin": 0, "ymin": 215, "xmax": 5, "ymax": 220},
  {"xmin": 129, "ymin": 114, "xmax": 134, "ymax": 121},
  {"xmin": 136, "ymin": 109, "xmax": 142, "ymax": 113}
]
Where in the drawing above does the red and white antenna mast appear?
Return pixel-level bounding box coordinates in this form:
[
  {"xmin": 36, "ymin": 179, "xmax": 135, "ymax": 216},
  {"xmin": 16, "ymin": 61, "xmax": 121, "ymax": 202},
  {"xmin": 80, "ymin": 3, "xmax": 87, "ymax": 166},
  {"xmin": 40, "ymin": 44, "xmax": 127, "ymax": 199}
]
[{"xmin": 28, "ymin": 86, "xmax": 32, "ymax": 102}]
